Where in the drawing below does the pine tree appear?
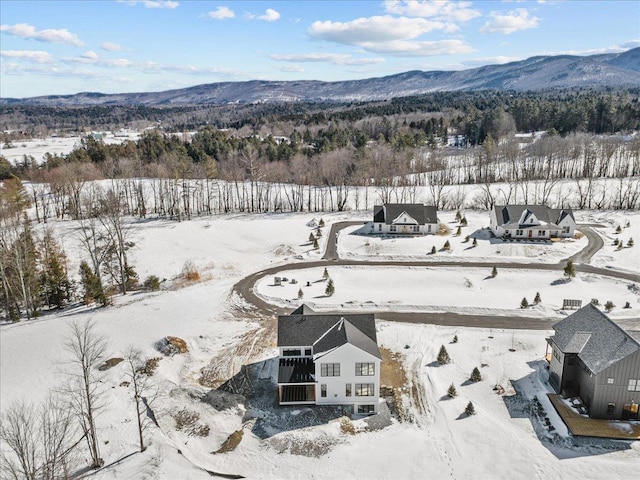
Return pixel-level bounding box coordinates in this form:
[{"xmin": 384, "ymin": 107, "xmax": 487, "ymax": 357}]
[
  {"xmin": 322, "ymin": 267, "xmax": 329, "ymax": 280},
  {"xmin": 464, "ymin": 401, "xmax": 476, "ymax": 416},
  {"xmin": 443, "ymin": 240, "xmax": 451, "ymax": 251},
  {"xmin": 563, "ymin": 260, "xmax": 576, "ymax": 280},
  {"xmin": 521, "ymin": 297, "xmax": 529, "ymax": 309},
  {"xmin": 628, "ymin": 237, "xmax": 634, "ymax": 247},
  {"xmin": 470, "ymin": 367, "xmax": 482, "ymax": 382},
  {"xmin": 491, "ymin": 266, "xmax": 497, "ymax": 277},
  {"xmin": 452, "ymin": 334, "xmax": 458, "ymax": 343},
  {"xmin": 298, "ymin": 288, "xmax": 304, "ymax": 299},
  {"xmin": 447, "ymin": 383, "xmax": 457, "ymax": 398},
  {"xmin": 313, "ymin": 237, "xmax": 319, "ymax": 250},
  {"xmin": 455, "ymin": 211, "xmax": 462, "ymax": 223},
  {"xmin": 456, "ymin": 226, "xmax": 462, "ymax": 236},
  {"xmin": 309, "ymin": 232, "xmax": 315, "ymax": 243},
  {"xmin": 616, "ymin": 225, "xmax": 622, "ymax": 234},
  {"xmin": 437, "ymin": 345, "xmax": 451, "ymax": 365},
  {"xmin": 533, "ymin": 292, "xmax": 541, "ymax": 304},
  {"xmin": 461, "ymin": 216, "xmax": 468, "ymax": 227},
  {"xmin": 604, "ymin": 300, "xmax": 615, "ymax": 312},
  {"xmin": 319, "ymin": 218, "xmax": 325, "ymax": 227},
  {"xmin": 39, "ymin": 229, "xmax": 73, "ymax": 309},
  {"xmin": 472, "ymin": 237, "xmax": 477, "ymax": 247},
  {"xmin": 315, "ymin": 227, "xmax": 322, "ymax": 237},
  {"xmin": 325, "ymin": 278, "xmax": 335, "ymax": 296},
  {"xmin": 613, "ymin": 238, "xmax": 619, "ymax": 246},
  {"xmin": 79, "ymin": 260, "xmax": 108, "ymax": 306},
  {"xmin": 431, "ymin": 246, "xmax": 436, "ymax": 254}
]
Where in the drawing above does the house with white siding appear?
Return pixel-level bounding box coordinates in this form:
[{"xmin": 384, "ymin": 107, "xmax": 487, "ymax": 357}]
[
  {"xmin": 490, "ymin": 205, "xmax": 576, "ymax": 240},
  {"xmin": 368, "ymin": 203, "xmax": 438, "ymax": 235},
  {"xmin": 277, "ymin": 305, "xmax": 381, "ymax": 415}
]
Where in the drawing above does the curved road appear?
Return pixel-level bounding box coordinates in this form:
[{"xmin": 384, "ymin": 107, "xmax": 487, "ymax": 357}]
[{"xmin": 233, "ymin": 221, "xmax": 639, "ymax": 330}]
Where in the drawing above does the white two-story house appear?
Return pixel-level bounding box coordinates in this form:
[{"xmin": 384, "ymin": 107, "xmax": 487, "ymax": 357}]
[
  {"xmin": 277, "ymin": 304, "xmax": 381, "ymax": 415},
  {"xmin": 368, "ymin": 203, "xmax": 439, "ymax": 235},
  {"xmin": 490, "ymin": 205, "xmax": 576, "ymax": 240}
]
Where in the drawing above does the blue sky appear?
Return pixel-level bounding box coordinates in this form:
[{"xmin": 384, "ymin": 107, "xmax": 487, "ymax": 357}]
[{"xmin": 1, "ymin": 0, "xmax": 638, "ymax": 98}]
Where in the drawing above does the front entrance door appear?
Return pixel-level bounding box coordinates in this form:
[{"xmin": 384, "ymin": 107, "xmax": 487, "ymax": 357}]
[{"xmin": 528, "ymin": 230, "xmax": 533, "ymax": 238}]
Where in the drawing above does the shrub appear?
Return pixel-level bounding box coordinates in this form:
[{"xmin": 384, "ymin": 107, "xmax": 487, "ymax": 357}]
[
  {"xmin": 447, "ymin": 383, "xmax": 457, "ymax": 398},
  {"xmin": 624, "ymin": 301, "xmax": 631, "ymax": 309},
  {"xmin": 143, "ymin": 275, "xmax": 161, "ymax": 291},
  {"xmin": 437, "ymin": 345, "xmax": 451, "ymax": 365},
  {"xmin": 470, "ymin": 367, "xmax": 482, "ymax": 382},
  {"xmin": 443, "ymin": 240, "xmax": 451, "ymax": 251},
  {"xmin": 521, "ymin": 297, "xmax": 529, "ymax": 309},
  {"xmin": 173, "ymin": 409, "xmax": 210, "ymax": 437},
  {"xmin": 465, "ymin": 401, "xmax": 476, "ymax": 416},
  {"xmin": 604, "ymin": 300, "xmax": 615, "ymax": 312},
  {"xmin": 463, "ymin": 235, "xmax": 470, "ymax": 243},
  {"xmin": 181, "ymin": 261, "xmax": 200, "ymax": 282},
  {"xmin": 325, "ymin": 279, "xmax": 335, "ymax": 296},
  {"xmin": 339, "ymin": 417, "xmax": 355, "ymax": 435}
]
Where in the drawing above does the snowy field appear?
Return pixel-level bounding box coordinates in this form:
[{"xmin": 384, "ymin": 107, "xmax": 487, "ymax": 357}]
[
  {"xmin": 255, "ymin": 266, "xmax": 639, "ymax": 319},
  {"xmin": 1, "ymin": 209, "xmax": 640, "ymax": 479}
]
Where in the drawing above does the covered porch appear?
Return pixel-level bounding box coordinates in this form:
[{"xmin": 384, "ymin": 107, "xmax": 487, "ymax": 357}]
[{"xmin": 278, "ymin": 357, "xmax": 316, "ymax": 405}]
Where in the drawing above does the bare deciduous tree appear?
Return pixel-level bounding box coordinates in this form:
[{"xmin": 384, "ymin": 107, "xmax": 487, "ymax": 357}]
[{"xmin": 124, "ymin": 348, "xmax": 156, "ymax": 453}]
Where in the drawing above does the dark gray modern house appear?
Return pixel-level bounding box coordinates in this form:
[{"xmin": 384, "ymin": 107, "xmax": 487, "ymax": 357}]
[{"xmin": 546, "ymin": 304, "xmax": 640, "ymax": 420}]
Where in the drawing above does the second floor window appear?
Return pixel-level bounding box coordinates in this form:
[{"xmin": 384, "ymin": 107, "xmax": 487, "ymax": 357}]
[
  {"xmin": 356, "ymin": 363, "xmax": 375, "ymax": 376},
  {"xmin": 321, "ymin": 363, "xmax": 340, "ymax": 376}
]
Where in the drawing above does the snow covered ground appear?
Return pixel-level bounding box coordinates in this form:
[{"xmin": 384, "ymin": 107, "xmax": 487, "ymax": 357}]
[{"xmin": 2, "ymin": 211, "xmax": 639, "ymax": 479}]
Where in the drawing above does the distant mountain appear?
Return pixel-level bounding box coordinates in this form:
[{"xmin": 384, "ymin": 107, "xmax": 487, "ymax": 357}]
[{"xmin": 2, "ymin": 48, "xmax": 639, "ymax": 106}]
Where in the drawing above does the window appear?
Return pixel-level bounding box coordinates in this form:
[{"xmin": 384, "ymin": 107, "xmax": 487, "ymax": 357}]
[
  {"xmin": 304, "ymin": 348, "xmax": 312, "ymax": 356},
  {"xmin": 346, "ymin": 384, "xmax": 352, "ymax": 397},
  {"xmin": 412, "ymin": 225, "xmax": 419, "ymax": 232},
  {"xmin": 378, "ymin": 224, "xmax": 382, "ymax": 231},
  {"xmin": 428, "ymin": 225, "xmax": 432, "ymax": 232},
  {"xmin": 538, "ymin": 230, "xmax": 546, "ymax": 237},
  {"xmin": 607, "ymin": 378, "xmax": 615, "ymax": 384},
  {"xmin": 553, "ymin": 348, "xmax": 561, "ymax": 362},
  {"xmin": 356, "ymin": 363, "xmax": 375, "ymax": 376},
  {"xmin": 283, "ymin": 349, "xmax": 301, "ymax": 357},
  {"xmin": 321, "ymin": 384, "xmax": 327, "ymax": 397},
  {"xmin": 357, "ymin": 404, "xmax": 375, "ymax": 414},
  {"xmin": 606, "ymin": 403, "xmax": 615, "ymax": 415},
  {"xmin": 355, "ymin": 383, "xmax": 375, "ymax": 396},
  {"xmin": 628, "ymin": 379, "xmax": 640, "ymax": 392},
  {"xmin": 321, "ymin": 363, "xmax": 340, "ymax": 377},
  {"xmin": 516, "ymin": 229, "xmax": 523, "ymax": 236},
  {"xmin": 390, "ymin": 225, "xmax": 397, "ymax": 232},
  {"xmin": 563, "ymin": 226, "xmax": 570, "ymax": 234}
]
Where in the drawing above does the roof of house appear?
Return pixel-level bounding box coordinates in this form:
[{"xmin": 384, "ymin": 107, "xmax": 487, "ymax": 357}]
[
  {"xmin": 278, "ymin": 307, "xmax": 380, "ymax": 359},
  {"xmin": 550, "ymin": 303, "xmax": 640, "ymax": 374},
  {"xmin": 493, "ymin": 205, "xmax": 575, "ymax": 229},
  {"xmin": 373, "ymin": 203, "xmax": 438, "ymax": 225}
]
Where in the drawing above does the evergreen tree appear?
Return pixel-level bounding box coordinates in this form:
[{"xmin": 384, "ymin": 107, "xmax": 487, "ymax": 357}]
[
  {"xmin": 613, "ymin": 238, "xmax": 619, "ymax": 246},
  {"xmin": 521, "ymin": 297, "xmax": 529, "ymax": 309},
  {"xmin": 447, "ymin": 383, "xmax": 457, "ymax": 398},
  {"xmin": 533, "ymin": 292, "xmax": 541, "ymax": 304},
  {"xmin": 491, "ymin": 266, "xmax": 497, "ymax": 277},
  {"xmin": 315, "ymin": 227, "xmax": 322, "ymax": 237},
  {"xmin": 319, "ymin": 218, "xmax": 325, "ymax": 227},
  {"xmin": 437, "ymin": 345, "xmax": 451, "ymax": 365},
  {"xmin": 563, "ymin": 260, "xmax": 576, "ymax": 280},
  {"xmin": 309, "ymin": 232, "xmax": 315, "ymax": 243},
  {"xmin": 616, "ymin": 225, "xmax": 622, "ymax": 234},
  {"xmin": 431, "ymin": 246, "xmax": 436, "ymax": 254},
  {"xmin": 298, "ymin": 288, "xmax": 304, "ymax": 299},
  {"xmin": 79, "ymin": 260, "xmax": 108, "ymax": 306},
  {"xmin": 461, "ymin": 216, "xmax": 468, "ymax": 226},
  {"xmin": 39, "ymin": 229, "xmax": 73, "ymax": 309},
  {"xmin": 470, "ymin": 367, "xmax": 482, "ymax": 382},
  {"xmin": 628, "ymin": 237, "xmax": 634, "ymax": 247},
  {"xmin": 456, "ymin": 226, "xmax": 462, "ymax": 236},
  {"xmin": 443, "ymin": 240, "xmax": 451, "ymax": 251},
  {"xmin": 322, "ymin": 267, "xmax": 329, "ymax": 280},
  {"xmin": 472, "ymin": 237, "xmax": 477, "ymax": 247},
  {"xmin": 325, "ymin": 278, "xmax": 335, "ymax": 296},
  {"xmin": 313, "ymin": 237, "xmax": 319, "ymax": 250},
  {"xmin": 465, "ymin": 401, "xmax": 476, "ymax": 416},
  {"xmin": 604, "ymin": 300, "xmax": 615, "ymax": 312},
  {"xmin": 455, "ymin": 211, "xmax": 462, "ymax": 223},
  {"xmin": 452, "ymin": 334, "xmax": 458, "ymax": 343},
  {"xmin": 143, "ymin": 275, "xmax": 161, "ymax": 291}
]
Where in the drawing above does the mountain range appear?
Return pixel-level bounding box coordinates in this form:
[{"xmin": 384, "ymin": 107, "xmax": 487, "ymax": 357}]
[{"xmin": 2, "ymin": 48, "xmax": 639, "ymax": 106}]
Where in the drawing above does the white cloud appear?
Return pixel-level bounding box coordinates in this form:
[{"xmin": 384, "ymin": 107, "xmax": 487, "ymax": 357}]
[
  {"xmin": 270, "ymin": 52, "xmax": 384, "ymax": 66},
  {"xmin": 118, "ymin": 0, "xmax": 179, "ymax": 8},
  {"xmin": 259, "ymin": 8, "xmax": 280, "ymax": 22},
  {"xmin": 308, "ymin": 16, "xmax": 448, "ymax": 44},
  {"xmin": 278, "ymin": 65, "xmax": 305, "ymax": 73},
  {"xmin": 0, "ymin": 50, "xmax": 54, "ymax": 64},
  {"xmin": 141, "ymin": 61, "xmax": 238, "ymax": 77},
  {"xmin": 539, "ymin": 40, "xmax": 640, "ymax": 57},
  {"xmin": 101, "ymin": 41, "xmax": 123, "ymax": 52},
  {"xmin": 361, "ymin": 39, "xmax": 473, "ymax": 56},
  {"xmin": 208, "ymin": 6, "xmax": 235, "ymax": 20},
  {"xmin": 82, "ymin": 51, "xmax": 99, "ymax": 60},
  {"xmin": 480, "ymin": 9, "xmax": 540, "ymax": 34},
  {"xmin": 62, "ymin": 52, "xmax": 134, "ymax": 68},
  {"xmin": 0, "ymin": 23, "xmax": 83, "ymax": 46},
  {"xmin": 384, "ymin": 0, "xmax": 481, "ymax": 23}
]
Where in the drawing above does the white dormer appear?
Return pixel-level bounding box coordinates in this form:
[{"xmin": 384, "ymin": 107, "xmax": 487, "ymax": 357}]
[
  {"xmin": 519, "ymin": 209, "xmax": 539, "ymax": 226},
  {"xmin": 391, "ymin": 211, "xmax": 419, "ymax": 225}
]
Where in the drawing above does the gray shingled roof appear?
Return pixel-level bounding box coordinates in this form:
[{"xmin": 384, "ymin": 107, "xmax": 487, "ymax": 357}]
[
  {"xmin": 373, "ymin": 203, "xmax": 438, "ymax": 225},
  {"xmin": 550, "ymin": 303, "xmax": 640, "ymax": 374},
  {"xmin": 493, "ymin": 205, "xmax": 575, "ymax": 229},
  {"xmin": 278, "ymin": 308, "xmax": 380, "ymax": 359}
]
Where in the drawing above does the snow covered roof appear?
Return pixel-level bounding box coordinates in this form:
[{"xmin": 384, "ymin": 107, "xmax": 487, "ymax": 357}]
[
  {"xmin": 278, "ymin": 307, "xmax": 380, "ymax": 359},
  {"xmin": 550, "ymin": 303, "xmax": 640, "ymax": 374},
  {"xmin": 493, "ymin": 205, "xmax": 575, "ymax": 229},
  {"xmin": 373, "ymin": 203, "xmax": 438, "ymax": 225}
]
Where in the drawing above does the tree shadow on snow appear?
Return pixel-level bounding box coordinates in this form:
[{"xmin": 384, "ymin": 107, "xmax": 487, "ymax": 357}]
[{"xmin": 503, "ymin": 360, "xmax": 633, "ymax": 458}]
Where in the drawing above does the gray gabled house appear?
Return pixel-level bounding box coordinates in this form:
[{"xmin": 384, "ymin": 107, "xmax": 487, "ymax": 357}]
[
  {"xmin": 490, "ymin": 205, "xmax": 576, "ymax": 240},
  {"xmin": 277, "ymin": 304, "xmax": 381, "ymax": 415},
  {"xmin": 546, "ymin": 304, "xmax": 640, "ymax": 420},
  {"xmin": 369, "ymin": 203, "xmax": 438, "ymax": 235}
]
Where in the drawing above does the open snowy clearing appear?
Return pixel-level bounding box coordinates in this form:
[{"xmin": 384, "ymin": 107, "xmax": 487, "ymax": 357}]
[
  {"xmin": 2, "ymin": 211, "xmax": 639, "ymax": 479},
  {"xmin": 255, "ymin": 265, "xmax": 639, "ymax": 319}
]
